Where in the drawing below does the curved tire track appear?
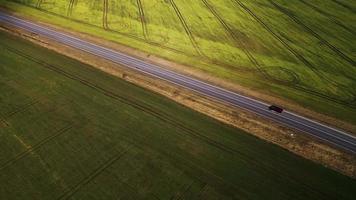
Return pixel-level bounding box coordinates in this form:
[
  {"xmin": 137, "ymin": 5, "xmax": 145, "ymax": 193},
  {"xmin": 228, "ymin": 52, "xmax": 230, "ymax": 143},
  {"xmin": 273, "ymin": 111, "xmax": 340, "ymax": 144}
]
[
  {"xmin": 231, "ymin": 0, "xmax": 356, "ymax": 106},
  {"xmin": 201, "ymin": 0, "xmax": 297, "ymax": 85},
  {"xmin": 203, "ymin": 0, "xmax": 301, "ymax": 86}
]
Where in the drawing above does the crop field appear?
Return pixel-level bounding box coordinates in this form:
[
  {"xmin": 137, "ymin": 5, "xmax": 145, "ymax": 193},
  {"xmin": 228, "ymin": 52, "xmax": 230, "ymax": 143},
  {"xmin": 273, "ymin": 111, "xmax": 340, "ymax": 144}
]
[
  {"xmin": 1, "ymin": 30, "xmax": 356, "ymax": 199},
  {"xmin": 0, "ymin": 0, "xmax": 355, "ymax": 124}
]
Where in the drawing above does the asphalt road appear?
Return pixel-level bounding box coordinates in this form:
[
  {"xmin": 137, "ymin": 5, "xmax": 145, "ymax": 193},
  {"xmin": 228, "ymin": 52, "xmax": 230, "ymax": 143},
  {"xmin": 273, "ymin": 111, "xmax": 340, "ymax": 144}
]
[{"xmin": 1, "ymin": 13, "xmax": 355, "ymax": 153}]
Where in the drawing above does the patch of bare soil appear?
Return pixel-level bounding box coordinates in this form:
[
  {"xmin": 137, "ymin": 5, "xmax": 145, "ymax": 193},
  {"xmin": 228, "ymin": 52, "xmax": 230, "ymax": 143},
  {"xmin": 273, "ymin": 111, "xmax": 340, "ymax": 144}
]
[{"xmin": 1, "ymin": 22, "xmax": 355, "ymax": 178}]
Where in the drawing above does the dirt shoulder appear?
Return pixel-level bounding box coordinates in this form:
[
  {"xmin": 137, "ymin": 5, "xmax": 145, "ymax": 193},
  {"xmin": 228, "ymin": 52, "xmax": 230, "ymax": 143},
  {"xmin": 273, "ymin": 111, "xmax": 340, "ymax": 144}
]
[{"xmin": 1, "ymin": 19, "xmax": 355, "ymax": 178}]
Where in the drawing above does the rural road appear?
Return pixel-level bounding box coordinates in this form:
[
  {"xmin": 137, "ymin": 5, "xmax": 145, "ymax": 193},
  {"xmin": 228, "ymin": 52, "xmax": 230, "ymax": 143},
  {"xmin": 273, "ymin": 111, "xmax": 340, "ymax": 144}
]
[{"xmin": 1, "ymin": 12, "xmax": 355, "ymax": 153}]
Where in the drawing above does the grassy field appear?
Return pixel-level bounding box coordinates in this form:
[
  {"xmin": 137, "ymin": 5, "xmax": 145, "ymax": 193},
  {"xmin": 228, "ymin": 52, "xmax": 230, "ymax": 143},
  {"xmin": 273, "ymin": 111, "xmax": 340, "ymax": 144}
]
[
  {"xmin": 1, "ymin": 30, "xmax": 356, "ymax": 199},
  {"xmin": 0, "ymin": 0, "xmax": 355, "ymax": 124}
]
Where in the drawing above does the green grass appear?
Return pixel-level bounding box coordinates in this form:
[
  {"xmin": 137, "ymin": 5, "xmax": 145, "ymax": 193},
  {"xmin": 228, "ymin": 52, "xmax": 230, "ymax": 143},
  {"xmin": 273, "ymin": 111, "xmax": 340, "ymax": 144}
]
[
  {"xmin": 1, "ymin": 0, "xmax": 356, "ymax": 124},
  {"xmin": 1, "ymin": 29, "xmax": 356, "ymax": 199}
]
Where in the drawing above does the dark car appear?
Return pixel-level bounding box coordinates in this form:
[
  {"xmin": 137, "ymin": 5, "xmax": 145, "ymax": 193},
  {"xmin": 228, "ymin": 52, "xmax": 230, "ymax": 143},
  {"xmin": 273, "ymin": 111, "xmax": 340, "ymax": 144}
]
[{"xmin": 269, "ymin": 105, "xmax": 284, "ymax": 113}]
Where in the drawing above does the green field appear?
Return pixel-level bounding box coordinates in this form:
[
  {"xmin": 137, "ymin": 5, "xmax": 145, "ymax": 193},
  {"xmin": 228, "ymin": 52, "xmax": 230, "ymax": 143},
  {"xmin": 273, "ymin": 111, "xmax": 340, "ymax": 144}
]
[
  {"xmin": 1, "ymin": 30, "xmax": 356, "ymax": 199},
  {"xmin": 0, "ymin": 0, "xmax": 355, "ymax": 124}
]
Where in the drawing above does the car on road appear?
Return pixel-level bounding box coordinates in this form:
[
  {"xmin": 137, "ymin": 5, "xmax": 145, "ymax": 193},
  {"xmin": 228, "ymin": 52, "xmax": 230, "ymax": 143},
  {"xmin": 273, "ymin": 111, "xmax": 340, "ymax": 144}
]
[{"xmin": 269, "ymin": 105, "xmax": 283, "ymax": 113}]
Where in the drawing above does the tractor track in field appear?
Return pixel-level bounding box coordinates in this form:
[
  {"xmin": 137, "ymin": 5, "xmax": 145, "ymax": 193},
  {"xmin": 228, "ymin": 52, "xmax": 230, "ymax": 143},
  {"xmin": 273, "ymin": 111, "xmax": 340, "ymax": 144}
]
[
  {"xmin": 298, "ymin": 0, "xmax": 356, "ymax": 35},
  {"xmin": 171, "ymin": 181, "xmax": 194, "ymax": 200},
  {"xmin": 0, "ymin": 114, "xmax": 9, "ymax": 127},
  {"xmin": 269, "ymin": 0, "xmax": 356, "ymax": 67},
  {"xmin": 195, "ymin": 183, "xmax": 208, "ymax": 198},
  {"xmin": 0, "ymin": 124, "xmax": 74, "ymax": 171},
  {"xmin": 202, "ymin": 0, "xmax": 302, "ymax": 86},
  {"xmin": 3, "ymin": 99, "xmax": 39, "ymax": 119},
  {"xmin": 14, "ymin": 1, "xmax": 254, "ymax": 73},
  {"xmin": 36, "ymin": 0, "xmax": 43, "ymax": 8},
  {"xmin": 67, "ymin": 0, "xmax": 75, "ymax": 17},
  {"xmin": 114, "ymin": 122, "xmax": 330, "ymax": 200},
  {"xmin": 231, "ymin": 0, "xmax": 329, "ymax": 76},
  {"xmin": 12, "ymin": 1, "xmax": 356, "ymax": 107},
  {"xmin": 330, "ymin": 0, "xmax": 356, "ymax": 13},
  {"xmin": 93, "ymin": 122, "xmax": 241, "ymax": 197},
  {"xmin": 294, "ymin": 84, "xmax": 356, "ymax": 107},
  {"xmin": 56, "ymin": 149, "xmax": 129, "ymax": 200},
  {"xmin": 102, "ymin": 0, "xmax": 109, "ymax": 29},
  {"xmin": 169, "ymin": 0, "xmax": 203, "ymax": 56},
  {"xmin": 6, "ymin": 44, "xmax": 325, "ymax": 190},
  {"xmin": 0, "ymin": 11, "xmax": 356, "ymax": 189},
  {"xmin": 115, "ymin": 177, "xmax": 158, "ymax": 199},
  {"xmin": 2, "ymin": 45, "xmax": 244, "ymax": 156},
  {"xmin": 14, "ymin": 3, "xmax": 199, "ymax": 57},
  {"xmin": 207, "ymin": 53, "xmax": 300, "ymax": 85},
  {"xmin": 168, "ymin": 174, "xmax": 193, "ymax": 200},
  {"xmin": 202, "ymin": 0, "xmax": 274, "ymax": 82},
  {"xmin": 136, "ymin": 0, "xmax": 148, "ymax": 40},
  {"xmin": 231, "ymin": 0, "xmax": 356, "ymax": 107}
]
